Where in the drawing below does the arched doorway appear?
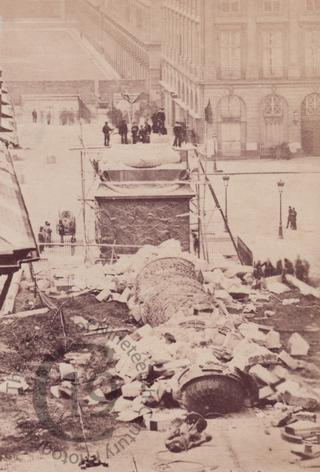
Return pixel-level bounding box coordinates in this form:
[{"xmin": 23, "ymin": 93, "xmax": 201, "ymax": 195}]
[
  {"xmin": 261, "ymin": 94, "xmax": 288, "ymax": 148},
  {"xmin": 217, "ymin": 95, "xmax": 246, "ymax": 157},
  {"xmin": 301, "ymin": 93, "xmax": 320, "ymax": 155}
]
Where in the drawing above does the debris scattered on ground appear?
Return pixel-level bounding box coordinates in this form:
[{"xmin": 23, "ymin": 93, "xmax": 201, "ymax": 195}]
[{"xmin": 0, "ymin": 239, "xmax": 320, "ymax": 462}]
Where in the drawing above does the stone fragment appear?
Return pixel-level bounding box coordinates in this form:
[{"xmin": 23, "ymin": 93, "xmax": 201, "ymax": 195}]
[
  {"xmin": 278, "ymin": 351, "xmax": 299, "ymax": 370},
  {"xmin": 121, "ymin": 381, "xmax": 143, "ymax": 399},
  {"xmin": 249, "ymin": 365, "xmax": 281, "ymax": 386},
  {"xmin": 282, "ymin": 298, "xmax": 300, "ymax": 306},
  {"xmin": 0, "ymin": 375, "xmax": 29, "ymax": 395},
  {"xmin": 59, "ymin": 362, "xmax": 76, "ymax": 381},
  {"xmin": 230, "ymin": 339, "xmax": 278, "ymax": 370},
  {"xmin": 50, "ymin": 386, "xmax": 61, "ymax": 399},
  {"xmin": 259, "ymin": 386, "xmax": 275, "ymax": 400},
  {"xmin": 264, "ymin": 310, "xmax": 275, "ymax": 317},
  {"xmin": 288, "ymin": 333, "xmax": 310, "ymax": 356},
  {"xmin": 276, "ymin": 381, "xmax": 319, "ymax": 411},
  {"xmin": 96, "ymin": 287, "xmax": 111, "ymax": 302},
  {"xmin": 265, "ymin": 330, "xmax": 281, "ymax": 350}
]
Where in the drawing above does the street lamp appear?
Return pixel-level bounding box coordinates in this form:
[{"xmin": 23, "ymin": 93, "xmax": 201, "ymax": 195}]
[
  {"xmin": 222, "ymin": 175, "xmax": 230, "ymax": 231},
  {"xmin": 277, "ymin": 179, "xmax": 285, "ymax": 239}
]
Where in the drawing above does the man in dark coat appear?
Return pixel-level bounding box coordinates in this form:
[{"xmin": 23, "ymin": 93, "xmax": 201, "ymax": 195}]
[
  {"xmin": 173, "ymin": 122, "xmax": 182, "ymax": 147},
  {"xmin": 102, "ymin": 121, "xmax": 113, "ymax": 146},
  {"xmin": 118, "ymin": 120, "xmax": 128, "ymax": 144},
  {"xmin": 38, "ymin": 227, "xmax": 45, "ymax": 253},
  {"xmin": 32, "ymin": 109, "xmax": 37, "ymax": 123},
  {"xmin": 139, "ymin": 125, "xmax": 147, "ymax": 143},
  {"xmin": 286, "ymin": 206, "xmax": 293, "ymax": 229},
  {"xmin": 157, "ymin": 108, "xmax": 166, "ymax": 123},
  {"xmin": 57, "ymin": 219, "xmax": 65, "ymax": 245},
  {"xmin": 291, "ymin": 208, "xmax": 297, "ymax": 230},
  {"xmin": 131, "ymin": 123, "xmax": 139, "ymax": 144}
]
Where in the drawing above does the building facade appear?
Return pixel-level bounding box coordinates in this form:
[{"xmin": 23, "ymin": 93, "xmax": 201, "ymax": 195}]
[
  {"xmin": 73, "ymin": 0, "xmax": 162, "ymax": 99},
  {"xmin": 161, "ymin": 0, "xmax": 320, "ymax": 156}
]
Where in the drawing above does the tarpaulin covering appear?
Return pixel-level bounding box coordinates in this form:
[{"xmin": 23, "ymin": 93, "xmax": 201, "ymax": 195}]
[{"xmin": 0, "ymin": 142, "xmax": 38, "ymax": 274}]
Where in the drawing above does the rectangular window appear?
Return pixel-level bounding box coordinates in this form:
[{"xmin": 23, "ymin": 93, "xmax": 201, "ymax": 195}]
[
  {"xmin": 262, "ymin": 30, "xmax": 283, "ymax": 77},
  {"xmin": 306, "ymin": 0, "xmax": 320, "ymax": 10},
  {"xmin": 219, "ymin": 0, "xmax": 240, "ymax": 13},
  {"xmin": 263, "ymin": 1, "xmax": 281, "ymax": 13},
  {"xmin": 220, "ymin": 31, "xmax": 241, "ymax": 78},
  {"xmin": 305, "ymin": 31, "xmax": 320, "ymax": 76}
]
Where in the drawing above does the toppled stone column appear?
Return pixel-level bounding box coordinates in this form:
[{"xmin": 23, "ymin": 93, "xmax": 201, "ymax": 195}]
[{"xmin": 135, "ymin": 257, "xmax": 214, "ymax": 326}]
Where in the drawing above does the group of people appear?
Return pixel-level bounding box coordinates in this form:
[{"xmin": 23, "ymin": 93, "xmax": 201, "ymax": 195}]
[
  {"xmin": 286, "ymin": 206, "xmax": 298, "ymax": 230},
  {"xmin": 37, "ymin": 221, "xmax": 52, "ymax": 253},
  {"xmin": 151, "ymin": 108, "xmax": 167, "ymax": 135},
  {"xmin": 253, "ymin": 255, "xmax": 310, "ymax": 286},
  {"xmin": 102, "ymin": 120, "xmax": 154, "ymax": 146},
  {"xmin": 31, "ymin": 109, "xmax": 77, "ymax": 126},
  {"xmin": 38, "ymin": 220, "xmax": 76, "ymax": 256},
  {"xmin": 131, "ymin": 121, "xmax": 151, "ymax": 144}
]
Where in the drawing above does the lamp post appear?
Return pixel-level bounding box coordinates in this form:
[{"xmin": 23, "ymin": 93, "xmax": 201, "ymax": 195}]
[
  {"xmin": 222, "ymin": 175, "xmax": 230, "ymax": 231},
  {"xmin": 277, "ymin": 179, "xmax": 285, "ymax": 239}
]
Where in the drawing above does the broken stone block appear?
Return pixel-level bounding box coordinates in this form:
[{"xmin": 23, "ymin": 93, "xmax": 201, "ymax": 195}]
[
  {"xmin": 59, "ymin": 362, "xmax": 76, "ymax": 381},
  {"xmin": 259, "ymin": 386, "xmax": 275, "ymax": 400},
  {"xmin": 243, "ymin": 303, "xmax": 256, "ymax": 314},
  {"xmin": 278, "ymin": 351, "xmax": 299, "ymax": 370},
  {"xmin": 64, "ymin": 352, "xmax": 92, "ymax": 365},
  {"xmin": 285, "ymin": 421, "xmax": 320, "ymax": 437},
  {"xmin": 288, "ymin": 333, "xmax": 310, "ymax": 357},
  {"xmin": 249, "ymin": 365, "xmax": 281, "ymax": 386},
  {"xmin": 59, "ymin": 381, "xmax": 73, "ymax": 398},
  {"xmin": 282, "ymin": 298, "xmax": 300, "ymax": 306},
  {"xmin": 264, "ymin": 310, "xmax": 275, "ymax": 317},
  {"xmin": 238, "ymin": 323, "xmax": 266, "ymax": 343},
  {"xmin": 264, "ymin": 276, "xmax": 289, "ymax": 294},
  {"xmin": 265, "ymin": 330, "xmax": 281, "ymax": 350},
  {"xmin": 0, "ymin": 375, "xmax": 29, "ymax": 395},
  {"xmin": 230, "ymin": 339, "xmax": 278, "ymax": 370},
  {"xmin": 121, "ymin": 381, "xmax": 143, "ymax": 399},
  {"xmin": 277, "ymin": 381, "xmax": 319, "ymax": 411},
  {"xmin": 96, "ymin": 287, "xmax": 112, "ymax": 302},
  {"xmin": 271, "ymin": 411, "xmax": 293, "ymax": 427},
  {"xmin": 50, "ymin": 386, "xmax": 61, "ymax": 399},
  {"xmin": 86, "ymin": 388, "xmax": 106, "ymax": 405}
]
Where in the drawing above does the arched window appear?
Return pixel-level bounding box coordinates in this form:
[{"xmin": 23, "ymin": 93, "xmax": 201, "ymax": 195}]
[
  {"xmin": 301, "ymin": 93, "xmax": 320, "ymax": 117},
  {"xmin": 263, "ymin": 94, "xmax": 284, "ymax": 124}
]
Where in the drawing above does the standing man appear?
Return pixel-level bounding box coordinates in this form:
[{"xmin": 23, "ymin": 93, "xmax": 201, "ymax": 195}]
[
  {"xmin": 38, "ymin": 226, "xmax": 45, "ymax": 254},
  {"xmin": 173, "ymin": 122, "xmax": 182, "ymax": 147},
  {"xmin": 118, "ymin": 120, "xmax": 128, "ymax": 144},
  {"xmin": 292, "ymin": 208, "xmax": 297, "ymax": 230},
  {"xmin": 286, "ymin": 206, "xmax": 292, "ymax": 229},
  {"xmin": 44, "ymin": 221, "xmax": 52, "ymax": 248},
  {"xmin": 102, "ymin": 121, "xmax": 113, "ymax": 147},
  {"xmin": 131, "ymin": 122, "xmax": 139, "ymax": 144},
  {"xmin": 57, "ymin": 219, "xmax": 65, "ymax": 245},
  {"xmin": 32, "ymin": 109, "xmax": 37, "ymax": 123}
]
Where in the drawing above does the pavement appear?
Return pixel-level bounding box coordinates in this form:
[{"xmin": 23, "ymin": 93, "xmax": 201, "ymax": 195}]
[
  {"xmin": 204, "ymin": 157, "xmax": 320, "ymax": 282},
  {"xmin": 3, "ymin": 412, "xmax": 306, "ymax": 472}
]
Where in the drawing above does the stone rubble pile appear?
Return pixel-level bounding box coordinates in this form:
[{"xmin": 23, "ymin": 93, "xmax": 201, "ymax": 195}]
[{"xmin": 10, "ymin": 239, "xmax": 320, "ymax": 458}]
